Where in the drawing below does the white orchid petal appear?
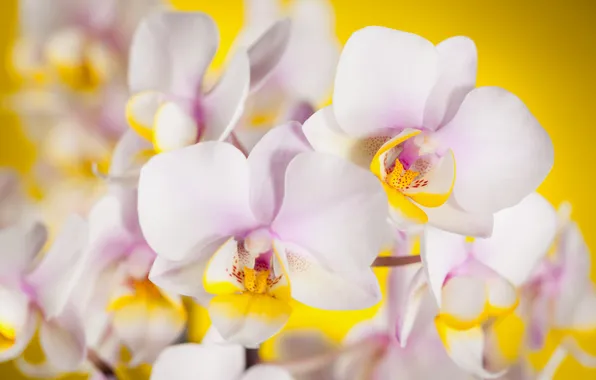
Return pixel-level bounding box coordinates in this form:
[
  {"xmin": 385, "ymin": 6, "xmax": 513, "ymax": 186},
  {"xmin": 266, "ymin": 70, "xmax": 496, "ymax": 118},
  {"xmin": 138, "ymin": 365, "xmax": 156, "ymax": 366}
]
[
  {"xmin": 138, "ymin": 142, "xmax": 257, "ymax": 262},
  {"xmin": 27, "ymin": 214, "xmax": 88, "ymax": 318},
  {"xmin": 421, "ymin": 199, "xmax": 494, "ymax": 238},
  {"xmin": 272, "ymin": 152, "xmax": 391, "ymax": 273},
  {"xmin": 0, "ymin": 221, "xmax": 46, "ymax": 282},
  {"xmin": 153, "ymin": 102, "xmax": 199, "ymax": 153},
  {"xmin": 248, "ymin": 122, "xmax": 311, "ymax": 224},
  {"xmin": 129, "ymin": 11, "xmax": 218, "ymax": 97},
  {"xmin": 208, "ymin": 293, "xmax": 291, "ymax": 346},
  {"xmin": 333, "ymin": 26, "xmax": 438, "ymax": 137},
  {"xmin": 151, "ymin": 343, "xmax": 245, "ymax": 380},
  {"xmin": 39, "ymin": 306, "xmax": 86, "ymax": 371},
  {"xmin": 437, "ymin": 87, "xmax": 554, "ymax": 214},
  {"xmin": 0, "ymin": 305, "xmax": 37, "ymax": 362},
  {"xmin": 247, "ymin": 19, "xmax": 291, "ymax": 91},
  {"xmin": 242, "ymin": 365, "xmax": 294, "ymax": 380},
  {"xmin": 422, "ymin": 226, "xmax": 468, "ymax": 306},
  {"xmin": 302, "ymin": 106, "xmax": 375, "ymax": 168},
  {"xmin": 274, "ymin": 240, "xmax": 381, "ymax": 310},
  {"xmin": 202, "ymin": 50, "xmax": 251, "ymax": 142},
  {"xmin": 474, "ymin": 193, "xmax": 556, "ymax": 286},
  {"xmin": 423, "ymin": 36, "xmax": 477, "ymax": 130}
]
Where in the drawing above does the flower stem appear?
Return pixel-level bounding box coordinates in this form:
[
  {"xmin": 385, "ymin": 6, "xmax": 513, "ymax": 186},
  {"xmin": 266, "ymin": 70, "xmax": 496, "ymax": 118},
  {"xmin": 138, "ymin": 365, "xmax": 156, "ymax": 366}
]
[
  {"xmin": 371, "ymin": 255, "xmax": 421, "ymax": 267},
  {"xmin": 87, "ymin": 349, "xmax": 116, "ymax": 379},
  {"xmin": 245, "ymin": 348, "xmax": 260, "ymax": 369}
]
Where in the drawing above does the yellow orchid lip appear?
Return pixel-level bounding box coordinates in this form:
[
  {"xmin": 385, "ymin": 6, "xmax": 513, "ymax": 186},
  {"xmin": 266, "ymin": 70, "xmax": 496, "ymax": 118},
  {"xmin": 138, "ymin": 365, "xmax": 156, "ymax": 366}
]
[
  {"xmin": 0, "ymin": 320, "xmax": 16, "ymax": 352},
  {"xmin": 108, "ymin": 277, "xmax": 184, "ymax": 315},
  {"xmin": 368, "ymin": 129, "xmax": 456, "ymax": 223}
]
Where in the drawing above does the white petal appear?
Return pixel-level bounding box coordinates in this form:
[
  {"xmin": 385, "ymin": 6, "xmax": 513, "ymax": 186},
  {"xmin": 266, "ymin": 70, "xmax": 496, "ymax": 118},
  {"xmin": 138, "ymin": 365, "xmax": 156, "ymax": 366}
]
[
  {"xmin": 27, "ymin": 214, "xmax": 88, "ymax": 318},
  {"xmin": 279, "ymin": 0, "xmax": 339, "ymax": 104},
  {"xmin": 243, "ymin": 365, "xmax": 294, "ymax": 380},
  {"xmin": 421, "ymin": 226, "xmax": 469, "ymax": 306},
  {"xmin": 138, "ymin": 142, "xmax": 257, "ymax": 261},
  {"xmin": 473, "ymin": 193, "xmax": 556, "ymax": 286},
  {"xmin": 247, "ymin": 19, "xmax": 291, "ymax": 91},
  {"xmin": 272, "ymin": 152, "xmax": 391, "ymax": 273},
  {"xmin": 423, "ymin": 36, "xmax": 477, "ymax": 130},
  {"xmin": 274, "ymin": 240, "xmax": 381, "ymax": 310},
  {"xmin": 554, "ymin": 222, "xmax": 592, "ymax": 326},
  {"xmin": 109, "ymin": 129, "xmax": 152, "ymax": 179},
  {"xmin": 441, "ymin": 276, "xmax": 487, "ymax": 324},
  {"xmin": 151, "ymin": 343, "xmax": 245, "ymax": 380},
  {"xmin": 149, "ymin": 248, "xmax": 224, "ymax": 305},
  {"xmin": 421, "ymin": 199, "xmax": 494, "ymax": 237},
  {"xmin": 437, "ymin": 87, "xmax": 554, "ymax": 214},
  {"xmin": 302, "ymin": 106, "xmax": 375, "ymax": 168},
  {"xmin": 112, "ymin": 298, "xmax": 186, "ymax": 365},
  {"xmin": 125, "ymin": 91, "xmax": 166, "ymax": 141},
  {"xmin": 436, "ymin": 322, "xmax": 505, "ymax": 378},
  {"xmin": 248, "ymin": 122, "xmax": 311, "ymax": 224},
  {"xmin": 208, "ymin": 293, "xmax": 291, "ymax": 346},
  {"xmin": 129, "ymin": 11, "xmax": 218, "ymax": 97},
  {"xmin": 39, "ymin": 306, "xmax": 86, "ymax": 371},
  {"xmin": 333, "ymin": 26, "xmax": 438, "ymax": 137},
  {"xmin": 153, "ymin": 102, "xmax": 199, "ymax": 153},
  {"xmin": 0, "ymin": 221, "xmax": 46, "ymax": 283},
  {"xmin": 0, "ymin": 306, "xmax": 37, "ymax": 362},
  {"xmin": 202, "ymin": 50, "xmax": 250, "ymax": 142}
]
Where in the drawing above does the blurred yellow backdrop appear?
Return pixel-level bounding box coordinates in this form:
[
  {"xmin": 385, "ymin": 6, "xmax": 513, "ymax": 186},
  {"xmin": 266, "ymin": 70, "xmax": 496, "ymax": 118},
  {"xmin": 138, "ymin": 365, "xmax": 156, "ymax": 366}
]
[{"xmin": 1, "ymin": 0, "xmax": 595, "ymax": 378}]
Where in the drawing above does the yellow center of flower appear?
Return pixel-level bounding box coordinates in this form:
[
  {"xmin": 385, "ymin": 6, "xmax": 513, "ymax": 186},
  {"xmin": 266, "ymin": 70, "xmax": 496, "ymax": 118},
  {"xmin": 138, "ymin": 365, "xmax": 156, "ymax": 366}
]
[
  {"xmin": 385, "ymin": 159, "xmax": 420, "ymax": 191},
  {"xmin": 243, "ymin": 267, "xmax": 271, "ymax": 294},
  {"xmin": 0, "ymin": 321, "xmax": 16, "ymax": 352}
]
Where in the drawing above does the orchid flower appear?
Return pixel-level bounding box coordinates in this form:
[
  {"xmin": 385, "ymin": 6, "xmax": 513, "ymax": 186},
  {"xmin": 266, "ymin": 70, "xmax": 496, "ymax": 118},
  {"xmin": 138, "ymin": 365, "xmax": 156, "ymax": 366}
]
[
  {"xmin": 234, "ymin": 0, "xmax": 340, "ymax": 150},
  {"xmin": 422, "ymin": 193, "xmax": 556, "ymax": 376},
  {"xmin": 521, "ymin": 202, "xmax": 596, "ymax": 369},
  {"xmin": 151, "ymin": 343, "xmax": 293, "ymax": 380},
  {"xmin": 125, "ymin": 11, "xmax": 289, "ymax": 154},
  {"xmin": 72, "ymin": 131, "xmax": 186, "ymax": 367},
  {"xmin": 332, "ymin": 262, "xmax": 471, "ymax": 380},
  {"xmin": 138, "ymin": 123, "xmax": 390, "ymax": 346},
  {"xmin": 14, "ymin": 0, "xmax": 161, "ymax": 91},
  {"xmin": 0, "ymin": 170, "xmax": 39, "ymax": 228},
  {"xmin": 303, "ymin": 26, "xmax": 553, "ymax": 236},
  {"xmin": 0, "ymin": 215, "xmax": 88, "ymax": 372}
]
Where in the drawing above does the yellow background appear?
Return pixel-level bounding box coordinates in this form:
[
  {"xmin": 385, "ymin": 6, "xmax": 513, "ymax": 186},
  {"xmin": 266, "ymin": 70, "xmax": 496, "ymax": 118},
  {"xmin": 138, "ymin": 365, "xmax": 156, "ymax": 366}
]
[{"xmin": 1, "ymin": 0, "xmax": 595, "ymax": 378}]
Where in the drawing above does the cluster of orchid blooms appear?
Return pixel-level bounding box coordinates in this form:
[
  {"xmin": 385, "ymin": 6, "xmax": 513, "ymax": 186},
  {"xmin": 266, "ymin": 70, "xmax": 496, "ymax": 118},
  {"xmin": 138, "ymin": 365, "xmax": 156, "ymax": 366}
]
[{"xmin": 1, "ymin": 0, "xmax": 594, "ymax": 379}]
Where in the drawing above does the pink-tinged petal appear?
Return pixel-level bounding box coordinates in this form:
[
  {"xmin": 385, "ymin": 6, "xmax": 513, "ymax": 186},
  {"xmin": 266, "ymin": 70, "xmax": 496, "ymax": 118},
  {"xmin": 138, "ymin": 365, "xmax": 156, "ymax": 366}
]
[
  {"xmin": 149, "ymin": 238, "xmax": 229, "ymax": 305},
  {"xmin": 0, "ymin": 221, "xmax": 46, "ymax": 283},
  {"xmin": 386, "ymin": 263, "xmax": 428, "ymax": 346},
  {"xmin": 421, "ymin": 199, "xmax": 494, "ymax": 238},
  {"xmin": 554, "ymin": 221, "xmax": 591, "ymax": 326},
  {"xmin": 279, "ymin": 0, "xmax": 340, "ymax": 104},
  {"xmin": 421, "ymin": 226, "xmax": 468, "ymax": 306},
  {"xmin": 111, "ymin": 298, "xmax": 186, "ymax": 366},
  {"xmin": 248, "ymin": 122, "xmax": 311, "ymax": 224},
  {"xmin": 436, "ymin": 87, "xmax": 554, "ymax": 214},
  {"xmin": 0, "ymin": 304, "xmax": 37, "ymax": 362},
  {"xmin": 151, "ymin": 343, "xmax": 245, "ymax": 380},
  {"xmin": 423, "ymin": 36, "xmax": 477, "ymax": 130},
  {"xmin": 333, "ymin": 26, "xmax": 438, "ymax": 137},
  {"xmin": 436, "ymin": 321, "xmax": 505, "ymax": 378},
  {"xmin": 247, "ymin": 19, "xmax": 291, "ymax": 91},
  {"xmin": 272, "ymin": 152, "xmax": 391, "ymax": 272},
  {"xmin": 302, "ymin": 106, "xmax": 376, "ymax": 168},
  {"xmin": 242, "ymin": 365, "xmax": 294, "ymax": 380},
  {"xmin": 39, "ymin": 306, "xmax": 86, "ymax": 371},
  {"xmin": 27, "ymin": 215, "xmax": 88, "ymax": 318},
  {"xmin": 208, "ymin": 293, "xmax": 291, "ymax": 346},
  {"xmin": 242, "ymin": 0, "xmax": 281, "ymax": 32},
  {"xmin": 88, "ymin": 195, "xmax": 124, "ymax": 245},
  {"xmin": 202, "ymin": 50, "xmax": 251, "ymax": 142},
  {"xmin": 129, "ymin": 11, "xmax": 218, "ymax": 96},
  {"xmin": 138, "ymin": 142, "xmax": 257, "ymax": 262},
  {"xmin": 474, "ymin": 193, "xmax": 556, "ymax": 286},
  {"xmin": 108, "ymin": 129, "xmax": 152, "ymax": 185},
  {"xmin": 274, "ymin": 240, "xmax": 381, "ymax": 310}
]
